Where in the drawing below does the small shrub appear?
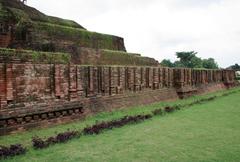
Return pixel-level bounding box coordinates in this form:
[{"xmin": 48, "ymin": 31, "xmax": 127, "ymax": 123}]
[
  {"xmin": 0, "ymin": 144, "xmax": 26, "ymax": 159},
  {"xmin": 55, "ymin": 131, "xmax": 79, "ymax": 143},
  {"xmin": 164, "ymin": 106, "xmax": 175, "ymax": 113},
  {"xmin": 32, "ymin": 130, "xmax": 80, "ymax": 149},
  {"xmin": 192, "ymin": 100, "xmax": 202, "ymax": 105},
  {"xmin": 83, "ymin": 114, "xmax": 152, "ymax": 135},
  {"xmin": 152, "ymin": 108, "xmax": 163, "ymax": 116},
  {"xmin": 204, "ymin": 96, "xmax": 216, "ymax": 102},
  {"xmin": 32, "ymin": 137, "xmax": 48, "ymax": 149},
  {"xmin": 46, "ymin": 137, "xmax": 57, "ymax": 145},
  {"xmin": 173, "ymin": 105, "xmax": 182, "ymax": 110}
]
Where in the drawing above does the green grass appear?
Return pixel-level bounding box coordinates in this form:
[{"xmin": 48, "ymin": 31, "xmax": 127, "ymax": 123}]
[
  {"xmin": 32, "ymin": 21, "xmax": 117, "ymax": 50},
  {"xmin": 0, "ymin": 47, "xmax": 71, "ymax": 64},
  {"xmin": 100, "ymin": 49, "xmax": 159, "ymax": 66},
  {"xmin": 1, "ymin": 0, "xmax": 83, "ymax": 29},
  {"xmin": 1, "ymin": 87, "xmax": 240, "ymax": 162},
  {"xmin": 0, "ymin": 3, "xmax": 12, "ymax": 21}
]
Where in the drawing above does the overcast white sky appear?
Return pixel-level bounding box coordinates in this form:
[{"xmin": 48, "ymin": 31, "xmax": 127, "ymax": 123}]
[{"xmin": 27, "ymin": 0, "xmax": 240, "ymax": 68}]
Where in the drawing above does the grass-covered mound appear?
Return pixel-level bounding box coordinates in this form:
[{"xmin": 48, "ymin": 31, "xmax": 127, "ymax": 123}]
[
  {"xmin": 0, "ymin": 0, "xmax": 162, "ymax": 66},
  {"xmin": 0, "ymin": 0, "xmax": 126, "ymax": 52},
  {"xmin": 32, "ymin": 22, "xmax": 118, "ymax": 51},
  {"xmin": 0, "ymin": 0, "xmax": 83, "ymax": 28}
]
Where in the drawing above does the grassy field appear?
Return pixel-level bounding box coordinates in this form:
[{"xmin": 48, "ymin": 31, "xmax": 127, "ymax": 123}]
[{"xmin": 1, "ymin": 87, "xmax": 240, "ymax": 162}]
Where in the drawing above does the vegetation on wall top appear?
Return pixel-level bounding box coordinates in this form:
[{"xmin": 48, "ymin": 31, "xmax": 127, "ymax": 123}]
[
  {"xmin": 0, "ymin": 48, "xmax": 71, "ymax": 64},
  {"xmin": 100, "ymin": 49, "xmax": 159, "ymax": 66},
  {"xmin": 0, "ymin": 3, "xmax": 13, "ymax": 21}
]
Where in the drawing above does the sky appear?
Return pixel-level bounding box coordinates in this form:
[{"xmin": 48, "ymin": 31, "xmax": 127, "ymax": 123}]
[{"xmin": 27, "ymin": 0, "xmax": 240, "ymax": 68}]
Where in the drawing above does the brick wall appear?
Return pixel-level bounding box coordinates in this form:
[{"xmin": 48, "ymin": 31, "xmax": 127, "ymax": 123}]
[
  {"xmin": 0, "ymin": 33, "xmax": 12, "ymax": 48},
  {"xmin": 0, "ymin": 63, "xmax": 236, "ymax": 110},
  {"xmin": 0, "ymin": 63, "xmax": 237, "ymax": 135}
]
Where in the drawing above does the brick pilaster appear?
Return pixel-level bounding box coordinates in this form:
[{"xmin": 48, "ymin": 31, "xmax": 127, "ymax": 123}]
[
  {"xmin": 6, "ymin": 63, "xmax": 13, "ymax": 102},
  {"xmin": 0, "ymin": 63, "xmax": 6, "ymax": 109}
]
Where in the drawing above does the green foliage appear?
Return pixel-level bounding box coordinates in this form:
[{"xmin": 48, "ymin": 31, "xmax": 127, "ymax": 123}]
[
  {"xmin": 161, "ymin": 51, "xmax": 219, "ymax": 69},
  {"xmin": 46, "ymin": 16, "xmax": 84, "ymax": 29},
  {"xmin": 0, "ymin": 48, "xmax": 71, "ymax": 64},
  {"xmin": 176, "ymin": 51, "xmax": 198, "ymax": 67},
  {"xmin": 173, "ymin": 60, "xmax": 184, "ymax": 68},
  {"xmin": 1, "ymin": 0, "xmax": 83, "ymax": 29},
  {"xmin": 191, "ymin": 56, "xmax": 203, "ymax": 68},
  {"xmin": 33, "ymin": 22, "xmax": 116, "ymax": 50},
  {"xmin": 176, "ymin": 51, "xmax": 203, "ymax": 68},
  {"xmin": 229, "ymin": 63, "xmax": 240, "ymax": 71},
  {"xmin": 0, "ymin": 3, "xmax": 12, "ymax": 21},
  {"xmin": 7, "ymin": 7, "xmax": 30, "ymax": 22},
  {"xmin": 15, "ymin": 20, "xmax": 31, "ymax": 41},
  {"xmin": 1, "ymin": 1, "xmax": 126, "ymax": 52},
  {"xmin": 202, "ymin": 58, "xmax": 219, "ymax": 69},
  {"xmin": 101, "ymin": 50, "xmax": 158, "ymax": 66},
  {"xmin": 160, "ymin": 59, "xmax": 175, "ymax": 67}
]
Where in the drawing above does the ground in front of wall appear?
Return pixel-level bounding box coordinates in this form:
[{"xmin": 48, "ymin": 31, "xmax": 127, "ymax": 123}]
[{"xmin": 1, "ymin": 88, "xmax": 240, "ymax": 162}]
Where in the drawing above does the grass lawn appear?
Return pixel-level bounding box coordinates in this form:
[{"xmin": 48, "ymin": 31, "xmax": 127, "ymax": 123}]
[{"xmin": 1, "ymin": 87, "xmax": 240, "ymax": 162}]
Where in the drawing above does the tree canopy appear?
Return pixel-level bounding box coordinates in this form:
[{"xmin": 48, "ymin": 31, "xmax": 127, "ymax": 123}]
[
  {"xmin": 161, "ymin": 51, "xmax": 219, "ymax": 69},
  {"xmin": 228, "ymin": 64, "xmax": 240, "ymax": 71},
  {"xmin": 160, "ymin": 59, "xmax": 175, "ymax": 67}
]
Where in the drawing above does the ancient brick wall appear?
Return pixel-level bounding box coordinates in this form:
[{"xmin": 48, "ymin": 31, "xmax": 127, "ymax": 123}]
[
  {"xmin": 0, "ymin": 33, "xmax": 11, "ymax": 48},
  {"xmin": 0, "ymin": 23, "xmax": 12, "ymax": 48},
  {"xmin": 172, "ymin": 68, "xmax": 236, "ymax": 98},
  {"xmin": 0, "ymin": 0, "xmax": 237, "ymax": 135},
  {"xmin": 0, "ymin": 63, "xmax": 236, "ymax": 109},
  {"xmin": 0, "ymin": 63, "xmax": 237, "ymax": 135}
]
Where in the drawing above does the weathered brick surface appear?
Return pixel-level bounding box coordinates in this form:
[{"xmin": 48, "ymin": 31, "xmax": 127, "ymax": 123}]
[
  {"xmin": 0, "ymin": 63, "xmax": 237, "ymax": 135},
  {"xmin": 0, "ymin": 63, "xmax": 7, "ymax": 108},
  {"xmin": 0, "ymin": 28, "xmax": 12, "ymax": 48}
]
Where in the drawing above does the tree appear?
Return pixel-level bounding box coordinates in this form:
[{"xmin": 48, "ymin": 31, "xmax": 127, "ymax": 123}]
[
  {"xmin": 160, "ymin": 51, "xmax": 219, "ymax": 69},
  {"xmin": 191, "ymin": 57, "xmax": 203, "ymax": 68},
  {"xmin": 202, "ymin": 58, "xmax": 218, "ymax": 69},
  {"xmin": 176, "ymin": 51, "xmax": 198, "ymax": 68},
  {"xmin": 229, "ymin": 63, "xmax": 240, "ymax": 70},
  {"xmin": 173, "ymin": 61, "xmax": 184, "ymax": 68},
  {"xmin": 161, "ymin": 59, "xmax": 175, "ymax": 67}
]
